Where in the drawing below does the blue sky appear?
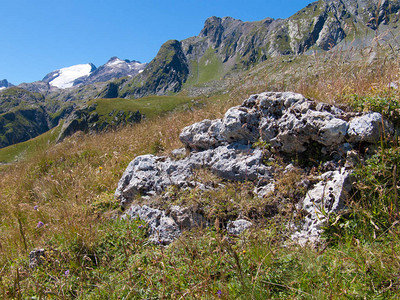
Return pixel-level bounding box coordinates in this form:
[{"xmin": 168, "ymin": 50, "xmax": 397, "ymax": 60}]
[{"xmin": 1, "ymin": 0, "xmax": 314, "ymax": 85}]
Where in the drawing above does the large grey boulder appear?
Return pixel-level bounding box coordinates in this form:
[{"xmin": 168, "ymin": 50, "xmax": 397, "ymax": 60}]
[
  {"xmin": 115, "ymin": 143, "xmax": 273, "ymax": 209},
  {"xmin": 123, "ymin": 205, "xmax": 206, "ymax": 245},
  {"xmin": 179, "ymin": 91, "xmax": 392, "ymax": 155},
  {"xmin": 179, "ymin": 119, "xmax": 224, "ymax": 150},
  {"xmin": 123, "ymin": 205, "xmax": 180, "ymax": 245},
  {"xmin": 347, "ymin": 112, "xmax": 393, "ymax": 143}
]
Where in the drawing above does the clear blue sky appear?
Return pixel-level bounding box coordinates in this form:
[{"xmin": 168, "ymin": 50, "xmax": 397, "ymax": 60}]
[{"xmin": 1, "ymin": 0, "xmax": 315, "ymax": 85}]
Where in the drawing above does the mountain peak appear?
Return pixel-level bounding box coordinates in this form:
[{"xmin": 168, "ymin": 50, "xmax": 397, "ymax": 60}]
[
  {"xmin": 0, "ymin": 79, "xmax": 13, "ymax": 90},
  {"xmin": 42, "ymin": 63, "xmax": 96, "ymax": 89}
]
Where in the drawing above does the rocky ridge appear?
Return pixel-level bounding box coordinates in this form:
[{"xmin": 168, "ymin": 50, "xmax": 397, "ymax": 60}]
[
  {"xmin": 56, "ymin": 104, "xmax": 142, "ymax": 143},
  {"xmin": 115, "ymin": 91, "xmax": 393, "ymax": 245},
  {"xmin": 109, "ymin": 0, "xmax": 400, "ymax": 99}
]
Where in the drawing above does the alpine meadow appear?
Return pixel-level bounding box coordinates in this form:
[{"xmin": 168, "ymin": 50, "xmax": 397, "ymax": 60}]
[{"xmin": 1, "ymin": 0, "xmax": 400, "ymax": 298}]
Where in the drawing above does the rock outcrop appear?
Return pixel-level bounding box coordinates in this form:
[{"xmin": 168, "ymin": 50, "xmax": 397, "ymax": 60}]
[
  {"xmin": 115, "ymin": 92, "xmax": 393, "ymax": 245},
  {"xmin": 119, "ymin": 40, "xmax": 189, "ymax": 98},
  {"xmin": 56, "ymin": 104, "xmax": 142, "ymax": 143},
  {"xmin": 123, "ymin": 205, "xmax": 207, "ymax": 245}
]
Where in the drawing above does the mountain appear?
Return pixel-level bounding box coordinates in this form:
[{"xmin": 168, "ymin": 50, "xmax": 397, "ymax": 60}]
[
  {"xmin": 0, "ymin": 87, "xmax": 50, "ymax": 148},
  {"xmin": 42, "ymin": 63, "xmax": 97, "ymax": 89},
  {"xmin": 119, "ymin": 40, "xmax": 189, "ymax": 98},
  {"xmin": 0, "ymin": 79, "xmax": 13, "ymax": 90},
  {"xmin": 108, "ymin": 0, "xmax": 400, "ymax": 99},
  {"xmin": 74, "ymin": 57, "xmax": 146, "ymax": 86},
  {"xmin": 41, "ymin": 58, "xmax": 146, "ymax": 90}
]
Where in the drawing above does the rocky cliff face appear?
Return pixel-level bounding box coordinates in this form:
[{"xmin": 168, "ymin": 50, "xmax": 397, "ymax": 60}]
[
  {"xmin": 114, "ymin": 0, "xmax": 400, "ymax": 98},
  {"xmin": 56, "ymin": 103, "xmax": 143, "ymax": 143},
  {"xmin": 0, "ymin": 106, "xmax": 50, "ymax": 148},
  {"xmin": 0, "ymin": 87, "xmax": 51, "ymax": 148}
]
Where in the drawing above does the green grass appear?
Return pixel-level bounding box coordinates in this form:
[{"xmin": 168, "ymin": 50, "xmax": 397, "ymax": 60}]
[
  {"xmin": 185, "ymin": 48, "xmax": 224, "ymax": 86},
  {"xmin": 0, "ymin": 122, "xmax": 63, "ymax": 164},
  {"xmin": 89, "ymin": 95, "xmax": 195, "ymax": 120},
  {"xmin": 0, "ymin": 95, "xmax": 196, "ymax": 164}
]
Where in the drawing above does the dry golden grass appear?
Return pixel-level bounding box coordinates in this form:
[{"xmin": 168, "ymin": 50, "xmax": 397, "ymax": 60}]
[
  {"xmin": 0, "ymin": 92, "xmax": 241, "ymax": 268},
  {"xmin": 237, "ymin": 40, "xmax": 400, "ymax": 105}
]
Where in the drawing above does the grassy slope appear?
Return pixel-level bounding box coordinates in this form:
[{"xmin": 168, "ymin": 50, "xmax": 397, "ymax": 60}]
[
  {"xmin": 0, "ymin": 95, "xmax": 195, "ymax": 163},
  {"xmin": 0, "ymin": 46, "xmax": 400, "ymax": 298},
  {"xmin": 0, "ymin": 122, "xmax": 63, "ymax": 164},
  {"xmin": 89, "ymin": 95, "xmax": 194, "ymax": 119},
  {"xmin": 185, "ymin": 48, "xmax": 225, "ymax": 86}
]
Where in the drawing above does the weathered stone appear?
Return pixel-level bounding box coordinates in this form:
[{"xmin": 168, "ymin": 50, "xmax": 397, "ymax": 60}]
[
  {"xmin": 207, "ymin": 144, "xmax": 272, "ymax": 181},
  {"xmin": 115, "ymin": 143, "xmax": 273, "ymax": 208},
  {"xmin": 116, "ymin": 91, "xmax": 393, "ymax": 245},
  {"xmin": 180, "ymin": 119, "xmax": 224, "ymax": 150},
  {"xmin": 171, "ymin": 148, "xmax": 187, "ymax": 158},
  {"xmin": 254, "ymin": 182, "xmax": 275, "ymax": 198},
  {"xmin": 220, "ymin": 107, "xmax": 260, "ymax": 143},
  {"xmin": 347, "ymin": 112, "xmax": 392, "ymax": 143},
  {"xmin": 227, "ymin": 219, "xmax": 253, "ymax": 235},
  {"xmin": 292, "ymin": 168, "xmax": 353, "ymax": 245},
  {"xmin": 29, "ymin": 249, "xmax": 45, "ymax": 269},
  {"xmin": 170, "ymin": 206, "xmax": 207, "ymax": 229},
  {"xmin": 123, "ymin": 205, "xmax": 205, "ymax": 245}
]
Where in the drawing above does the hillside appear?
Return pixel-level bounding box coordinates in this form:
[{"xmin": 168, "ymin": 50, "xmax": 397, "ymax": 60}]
[
  {"xmin": 0, "ymin": 0, "xmax": 400, "ymax": 298},
  {"xmin": 1, "ymin": 0, "xmax": 400, "ymax": 148}
]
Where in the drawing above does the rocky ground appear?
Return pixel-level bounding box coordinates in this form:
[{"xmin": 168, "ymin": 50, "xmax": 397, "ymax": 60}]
[{"xmin": 115, "ymin": 91, "xmax": 393, "ymax": 245}]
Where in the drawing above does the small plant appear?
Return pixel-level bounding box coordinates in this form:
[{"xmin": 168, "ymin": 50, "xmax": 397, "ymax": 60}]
[{"xmin": 348, "ymin": 92, "xmax": 400, "ymax": 127}]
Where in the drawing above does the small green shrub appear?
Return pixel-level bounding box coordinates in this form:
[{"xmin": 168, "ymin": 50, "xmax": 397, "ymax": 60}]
[{"xmin": 349, "ymin": 93, "xmax": 400, "ymax": 127}]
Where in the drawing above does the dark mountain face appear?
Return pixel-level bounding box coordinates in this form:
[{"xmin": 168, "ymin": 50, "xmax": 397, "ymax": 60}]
[
  {"xmin": 119, "ymin": 40, "xmax": 189, "ymax": 98},
  {"xmin": 0, "ymin": 79, "xmax": 13, "ymax": 89}
]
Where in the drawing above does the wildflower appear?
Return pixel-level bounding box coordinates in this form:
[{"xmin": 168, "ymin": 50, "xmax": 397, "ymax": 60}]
[
  {"xmin": 242, "ymin": 250, "xmax": 246, "ymax": 254},
  {"xmin": 138, "ymin": 225, "xmax": 143, "ymax": 228},
  {"xmin": 98, "ymin": 166, "xmax": 103, "ymax": 171},
  {"xmin": 64, "ymin": 269, "xmax": 70, "ymax": 276},
  {"xmin": 33, "ymin": 205, "xmax": 38, "ymax": 211},
  {"xmin": 36, "ymin": 221, "xmax": 44, "ymax": 228},
  {"xmin": 217, "ymin": 290, "xmax": 222, "ymax": 297}
]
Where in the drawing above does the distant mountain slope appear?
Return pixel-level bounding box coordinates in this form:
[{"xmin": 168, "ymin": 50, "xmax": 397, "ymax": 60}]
[
  {"xmin": 75, "ymin": 57, "xmax": 146, "ymax": 86},
  {"xmin": 119, "ymin": 40, "xmax": 189, "ymax": 98},
  {"xmin": 110, "ymin": 0, "xmax": 400, "ymax": 99}
]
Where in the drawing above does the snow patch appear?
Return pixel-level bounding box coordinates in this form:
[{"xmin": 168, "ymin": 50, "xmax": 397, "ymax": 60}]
[
  {"xmin": 106, "ymin": 58, "xmax": 125, "ymax": 66},
  {"xmin": 0, "ymin": 87, "xmax": 6, "ymax": 91},
  {"xmin": 49, "ymin": 64, "xmax": 94, "ymax": 89}
]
